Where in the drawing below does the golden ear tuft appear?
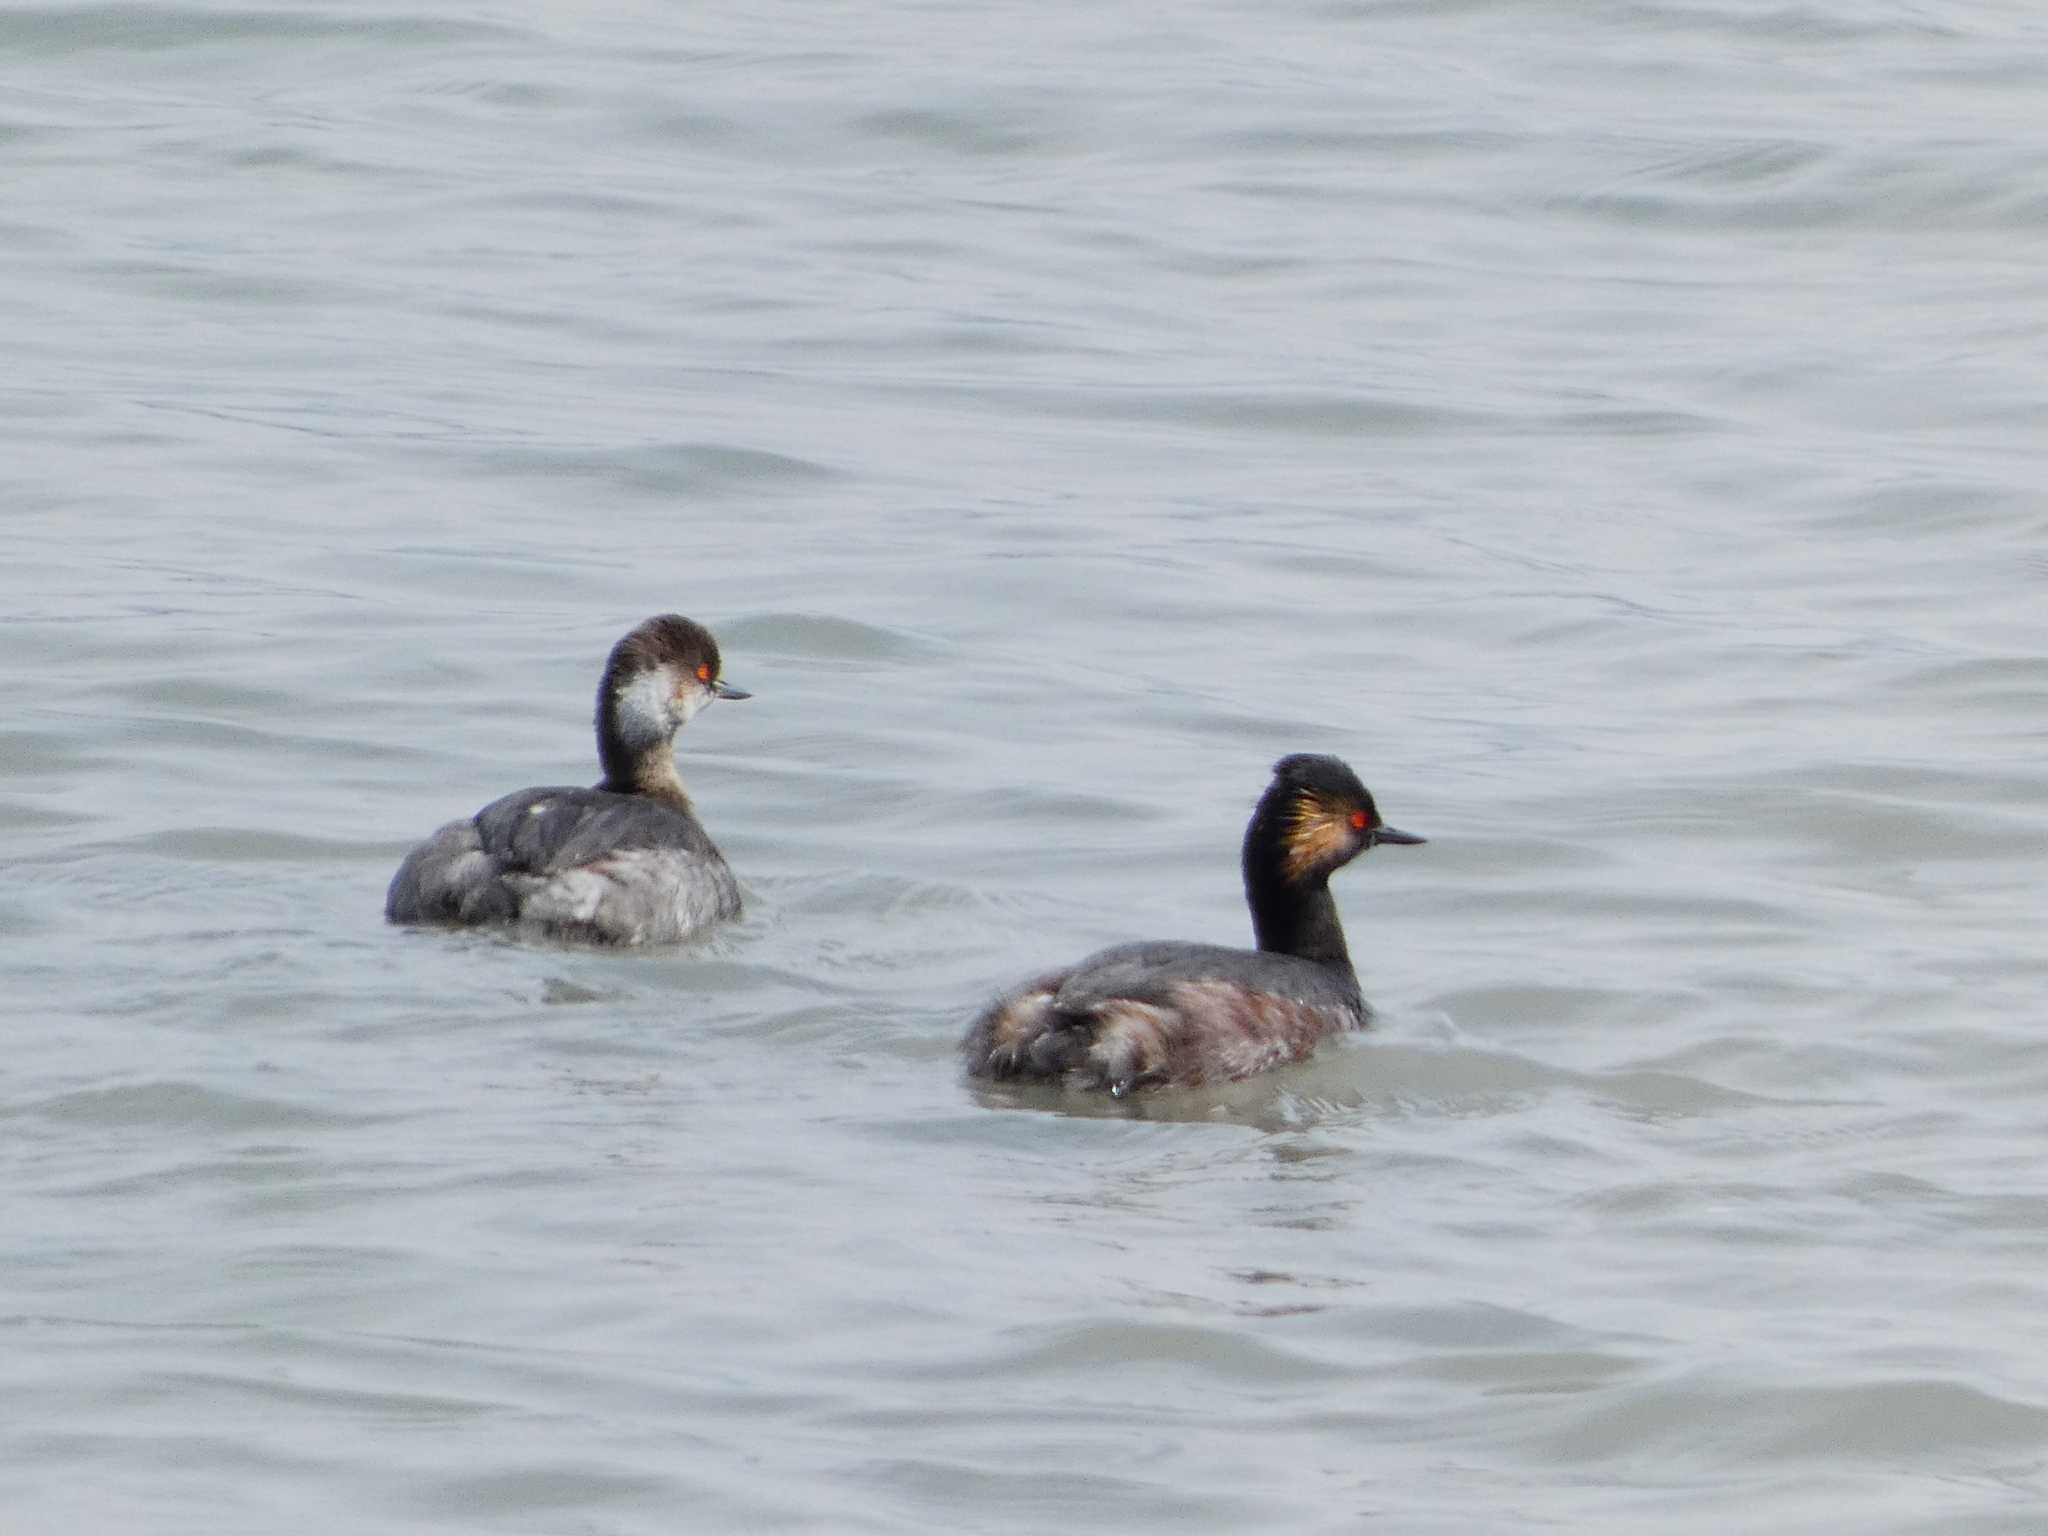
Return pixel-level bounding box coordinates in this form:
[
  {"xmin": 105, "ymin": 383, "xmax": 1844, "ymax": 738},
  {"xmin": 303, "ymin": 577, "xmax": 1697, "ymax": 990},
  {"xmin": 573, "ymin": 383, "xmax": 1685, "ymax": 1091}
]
[{"xmin": 1282, "ymin": 791, "xmax": 1360, "ymax": 881}]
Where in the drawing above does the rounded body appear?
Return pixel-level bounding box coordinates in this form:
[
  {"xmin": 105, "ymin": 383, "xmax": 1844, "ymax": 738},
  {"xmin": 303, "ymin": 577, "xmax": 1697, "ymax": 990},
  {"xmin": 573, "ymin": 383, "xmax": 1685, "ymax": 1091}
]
[
  {"xmin": 385, "ymin": 785, "xmax": 740, "ymax": 946},
  {"xmin": 384, "ymin": 614, "xmax": 748, "ymax": 947},
  {"xmin": 962, "ymin": 754, "xmax": 1420, "ymax": 1095},
  {"xmin": 963, "ymin": 940, "xmax": 1365, "ymax": 1095}
]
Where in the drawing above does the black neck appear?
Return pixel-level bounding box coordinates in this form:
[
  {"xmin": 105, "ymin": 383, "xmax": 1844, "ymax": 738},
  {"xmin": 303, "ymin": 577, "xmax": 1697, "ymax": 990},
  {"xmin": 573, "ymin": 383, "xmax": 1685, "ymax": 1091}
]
[
  {"xmin": 595, "ymin": 696, "xmax": 639, "ymax": 791},
  {"xmin": 1241, "ymin": 789, "xmax": 1356, "ymax": 973},
  {"xmin": 1245, "ymin": 864, "xmax": 1355, "ymax": 971}
]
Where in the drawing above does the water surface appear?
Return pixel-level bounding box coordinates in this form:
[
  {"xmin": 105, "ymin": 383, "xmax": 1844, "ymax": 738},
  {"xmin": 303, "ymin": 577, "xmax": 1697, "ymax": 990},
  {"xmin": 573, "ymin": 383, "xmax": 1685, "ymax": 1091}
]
[{"xmin": 6, "ymin": 1, "xmax": 2048, "ymax": 1530}]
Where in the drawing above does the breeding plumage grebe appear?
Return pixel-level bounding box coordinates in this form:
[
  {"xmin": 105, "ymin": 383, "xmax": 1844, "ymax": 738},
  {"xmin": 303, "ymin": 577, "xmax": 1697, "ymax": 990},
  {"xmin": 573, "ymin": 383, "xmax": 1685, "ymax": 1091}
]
[
  {"xmin": 963, "ymin": 754, "xmax": 1423, "ymax": 1095},
  {"xmin": 385, "ymin": 614, "xmax": 750, "ymax": 945}
]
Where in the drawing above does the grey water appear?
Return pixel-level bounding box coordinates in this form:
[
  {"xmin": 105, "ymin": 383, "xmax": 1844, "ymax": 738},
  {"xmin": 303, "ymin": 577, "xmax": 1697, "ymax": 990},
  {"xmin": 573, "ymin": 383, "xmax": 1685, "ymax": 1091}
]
[{"xmin": 6, "ymin": 0, "xmax": 2048, "ymax": 1529}]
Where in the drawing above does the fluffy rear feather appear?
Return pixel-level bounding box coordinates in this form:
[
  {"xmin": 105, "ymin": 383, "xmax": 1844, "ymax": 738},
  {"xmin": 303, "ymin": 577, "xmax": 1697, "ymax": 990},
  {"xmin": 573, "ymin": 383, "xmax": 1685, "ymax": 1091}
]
[
  {"xmin": 386, "ymin": 785, "xmax": 738, "ymax": 944},
  {"xmin": 963, "ymin": 947, "xmax": 1363, "ymax": 1095}
]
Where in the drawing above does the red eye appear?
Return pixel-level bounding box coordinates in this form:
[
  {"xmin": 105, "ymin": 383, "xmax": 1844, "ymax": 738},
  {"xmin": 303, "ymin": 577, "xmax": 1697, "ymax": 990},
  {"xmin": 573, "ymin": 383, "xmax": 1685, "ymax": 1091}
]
[
  {"xmin": 695, "ymin": 663, "xmax": 712, "ymax": 682},
  {"xmin": 1349, "ymin": 809, "xmax": 1368, "ymax": 831}
]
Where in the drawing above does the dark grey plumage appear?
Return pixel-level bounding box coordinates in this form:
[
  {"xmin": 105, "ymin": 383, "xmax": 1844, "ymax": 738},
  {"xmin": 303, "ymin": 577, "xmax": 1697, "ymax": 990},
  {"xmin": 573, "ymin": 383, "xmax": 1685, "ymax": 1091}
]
[
  {"xmin": 963, "ymin": 754, "xmax": 1423, "ymax": 1094},
  {"xmin": 385, "ymin": 614, "xmax": 749, "ymax": 945}
]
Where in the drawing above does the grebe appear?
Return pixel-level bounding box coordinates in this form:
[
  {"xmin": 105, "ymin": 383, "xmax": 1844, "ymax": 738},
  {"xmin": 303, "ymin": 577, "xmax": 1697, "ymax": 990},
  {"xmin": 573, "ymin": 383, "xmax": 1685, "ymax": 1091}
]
[
  {"xmin": 385, "ymin": 614, "xmax": 750, "ymax": 945},
  {"xmin": 963, "ymin": 754, "xmax": 1423, "ymax": 1094}
]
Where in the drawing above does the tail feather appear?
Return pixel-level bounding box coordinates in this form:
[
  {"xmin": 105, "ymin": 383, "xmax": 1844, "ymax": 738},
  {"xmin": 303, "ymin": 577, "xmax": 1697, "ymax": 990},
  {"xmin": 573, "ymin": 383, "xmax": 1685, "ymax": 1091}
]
[
  {"xmin": 386, "ymin": 821, "xmax": 519, "ymax": 925},
  {"xmin": 963, "ymin": 980, "xmax": 1176, "ymax": 1095},
  {"xmin": 962, "ymin": 977, "xmax": 1354, "ymax": 1094}
]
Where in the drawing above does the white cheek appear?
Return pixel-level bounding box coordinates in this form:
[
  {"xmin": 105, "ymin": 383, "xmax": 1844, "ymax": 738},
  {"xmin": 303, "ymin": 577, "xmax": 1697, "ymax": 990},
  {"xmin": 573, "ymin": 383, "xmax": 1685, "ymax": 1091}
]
[
  {"xmin": 671, "ymin": 686, "xmax": 706, "ymax": 726},
  {"xmin": 616, "ymin": 668, "xmax": 679, "ymax": 743}
]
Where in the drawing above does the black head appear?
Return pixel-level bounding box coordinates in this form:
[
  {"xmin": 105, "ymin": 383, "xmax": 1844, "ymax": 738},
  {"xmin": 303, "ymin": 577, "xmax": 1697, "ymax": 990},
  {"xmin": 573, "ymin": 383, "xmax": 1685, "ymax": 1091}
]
[{"xmin": 1247, "ymin": 752, "xmax": 1425, "ymax": 886}]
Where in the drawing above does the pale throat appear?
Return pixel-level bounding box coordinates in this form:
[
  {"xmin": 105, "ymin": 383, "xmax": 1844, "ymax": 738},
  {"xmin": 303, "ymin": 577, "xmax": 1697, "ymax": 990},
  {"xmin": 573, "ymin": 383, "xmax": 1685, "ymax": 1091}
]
[{"xmin": 611, "ymin": 666, "xmax": 698, "ymax": 804}]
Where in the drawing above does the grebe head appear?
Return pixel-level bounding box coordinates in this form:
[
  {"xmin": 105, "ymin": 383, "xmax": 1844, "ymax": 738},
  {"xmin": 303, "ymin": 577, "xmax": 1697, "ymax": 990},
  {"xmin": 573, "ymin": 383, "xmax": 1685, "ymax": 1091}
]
[
  {"xmin": 1248, "ymin": 753, "xmax": 1424, "ymax": 887},
  {"xmin": 597, "ymin": 614, "xmax": 749, "ymax": 763}
]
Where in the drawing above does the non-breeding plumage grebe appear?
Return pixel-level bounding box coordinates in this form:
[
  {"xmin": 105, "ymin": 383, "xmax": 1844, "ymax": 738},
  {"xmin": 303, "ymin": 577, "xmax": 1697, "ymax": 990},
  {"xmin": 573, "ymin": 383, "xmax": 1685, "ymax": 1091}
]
[
  {"xmin": 385, "ymin": 614, "xmax": 750, "ymax": 945},
  {"xmin": 962, "ymin": 754, "xmax": 1423, "ymax": 1094}
]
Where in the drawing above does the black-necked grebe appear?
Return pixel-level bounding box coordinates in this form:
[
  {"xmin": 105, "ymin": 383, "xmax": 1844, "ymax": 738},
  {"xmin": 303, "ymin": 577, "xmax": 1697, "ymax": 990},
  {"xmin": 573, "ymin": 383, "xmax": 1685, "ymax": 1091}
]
[
  {"xmin": 385, "ymin": 614, "xmax": 750, "ymax": 945},
  {"xmin": 963, "ymin": 754, "xmax": 1423, "ymax": 1094}
]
